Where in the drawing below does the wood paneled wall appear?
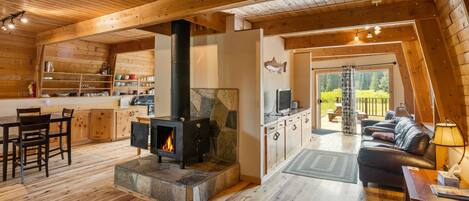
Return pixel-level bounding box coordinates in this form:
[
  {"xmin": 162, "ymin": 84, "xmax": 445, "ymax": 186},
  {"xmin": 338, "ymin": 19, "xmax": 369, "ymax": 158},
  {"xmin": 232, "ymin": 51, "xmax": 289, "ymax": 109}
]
[
  {"xmin": 43, "ymin": 40, "xmax": 110, "ymax": 74},
  {"xmin": 114, "ymin": 50, "xmax": 155, "ymax": 76},
  {"xmin": 435, "ymin": 0, "xmax": 469, "ymax": 132},
  {"xmin": 0, "ymin": 31, "xmax": 37, "ymax": 98}
]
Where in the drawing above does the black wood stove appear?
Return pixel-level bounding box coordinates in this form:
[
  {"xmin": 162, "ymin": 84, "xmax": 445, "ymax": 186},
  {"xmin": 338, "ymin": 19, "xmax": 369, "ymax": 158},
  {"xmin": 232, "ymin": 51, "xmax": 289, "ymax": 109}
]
[{"xmin": 149, "ymin": 20, "xmax": 210, "ymax": 169}]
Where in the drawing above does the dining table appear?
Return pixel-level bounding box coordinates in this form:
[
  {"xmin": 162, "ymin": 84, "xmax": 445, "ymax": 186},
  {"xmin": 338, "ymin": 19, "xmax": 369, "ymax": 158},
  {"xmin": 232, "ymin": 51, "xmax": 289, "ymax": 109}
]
[{"xmin": 0, "ymin": 113, "xmax": 72, "ymax": 181}]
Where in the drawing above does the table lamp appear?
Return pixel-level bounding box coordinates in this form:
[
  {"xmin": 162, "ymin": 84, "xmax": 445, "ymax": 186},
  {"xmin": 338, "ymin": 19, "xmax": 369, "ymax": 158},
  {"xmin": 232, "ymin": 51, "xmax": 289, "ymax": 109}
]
[
  {"xmin": 395, "ymin": 104, "xmax": 411, "ymax": 117},
  {"xmin": 434, "ymin": 119, "xmax": 466, "ymax": 186}
]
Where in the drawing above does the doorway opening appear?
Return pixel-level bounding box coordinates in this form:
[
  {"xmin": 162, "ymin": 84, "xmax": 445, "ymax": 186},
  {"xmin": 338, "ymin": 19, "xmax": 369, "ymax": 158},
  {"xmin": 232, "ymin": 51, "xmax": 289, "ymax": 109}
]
[{"xmin": 314, "ymin": 66, "xmax": 392, "ymax": 134}]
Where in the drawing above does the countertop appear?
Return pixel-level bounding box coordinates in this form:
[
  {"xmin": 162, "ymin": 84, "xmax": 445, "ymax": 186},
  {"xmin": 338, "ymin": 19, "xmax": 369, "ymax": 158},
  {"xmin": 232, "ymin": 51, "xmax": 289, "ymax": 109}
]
[{"xmin": 263, "ymin": 108, "xmax": 309, "ymax": 126}]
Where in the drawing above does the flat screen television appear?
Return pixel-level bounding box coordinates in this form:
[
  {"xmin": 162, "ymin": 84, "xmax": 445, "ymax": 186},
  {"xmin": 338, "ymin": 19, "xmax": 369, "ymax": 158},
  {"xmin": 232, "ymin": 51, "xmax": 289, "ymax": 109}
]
[{"xmin": 276, "ymin": 89, "xmax": 292, "ymax": 114}]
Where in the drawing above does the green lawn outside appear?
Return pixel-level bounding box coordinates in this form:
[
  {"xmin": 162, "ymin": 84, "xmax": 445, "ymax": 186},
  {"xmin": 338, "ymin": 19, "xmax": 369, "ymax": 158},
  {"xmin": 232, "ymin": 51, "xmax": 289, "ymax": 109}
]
[{"xmin": 320, "ymin": 89, "xmax": 390, "ymax": 116}]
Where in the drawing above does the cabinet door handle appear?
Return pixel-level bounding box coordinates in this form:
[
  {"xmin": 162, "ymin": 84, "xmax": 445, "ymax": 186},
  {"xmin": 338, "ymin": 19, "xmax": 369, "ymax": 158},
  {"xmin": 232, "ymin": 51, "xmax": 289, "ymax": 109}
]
[
  {"xmin": 305, "ymin": 118, "xmax": 309, "ymax": 123},
  {"xmin": 292, "ymin": 125, "xmax": 297, "ymax": 131},
  {"xmin": 273, "ymin": 132, "xmax": 280, "ymax": 140}
]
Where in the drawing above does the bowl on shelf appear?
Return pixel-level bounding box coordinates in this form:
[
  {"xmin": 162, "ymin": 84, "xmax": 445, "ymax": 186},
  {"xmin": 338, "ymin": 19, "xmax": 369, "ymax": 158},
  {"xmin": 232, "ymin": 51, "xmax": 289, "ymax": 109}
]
[
  {"xmin": 129, "ymin": 74, "xmax": 137, "ymax": 80},
  {"xmin": 124, "ymin": 75, "xmax": 130, "ymax": 80},
  {"xmin": 115, "ymin": 74, "xmax": 123, "ymax": 80}
]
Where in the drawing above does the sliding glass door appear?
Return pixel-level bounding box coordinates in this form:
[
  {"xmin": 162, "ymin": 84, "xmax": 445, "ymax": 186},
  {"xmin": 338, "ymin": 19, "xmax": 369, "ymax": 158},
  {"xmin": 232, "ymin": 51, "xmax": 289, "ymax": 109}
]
[{"xmin": 314, "ymin": 67, "xmax": 392, "ymax": 134}]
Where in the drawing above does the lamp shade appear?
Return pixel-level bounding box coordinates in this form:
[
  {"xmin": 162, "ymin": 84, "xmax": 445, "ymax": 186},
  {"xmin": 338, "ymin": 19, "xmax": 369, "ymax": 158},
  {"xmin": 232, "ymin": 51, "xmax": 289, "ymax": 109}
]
[
  {"xmin": 395, "ymin": 106, "xmax": 411, "ymax": 117},
  {"xmin": 434, "ymin": 120, "xmax": 466, "ymax": 147}
]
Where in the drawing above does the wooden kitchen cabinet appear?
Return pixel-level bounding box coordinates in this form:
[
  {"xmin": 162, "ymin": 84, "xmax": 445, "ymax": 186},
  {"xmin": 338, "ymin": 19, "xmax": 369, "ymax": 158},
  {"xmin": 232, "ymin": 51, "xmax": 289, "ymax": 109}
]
[
  {"xmin": 89, "ymin": 106, "xmax": 147, "ymax": 142},
  {"xmin": 71, "ymin": 110, "xmax": 91, "ymax": 144},
  {"xmin": 89, "ymin": 109, "xmax": 114, "ymax": 142}
]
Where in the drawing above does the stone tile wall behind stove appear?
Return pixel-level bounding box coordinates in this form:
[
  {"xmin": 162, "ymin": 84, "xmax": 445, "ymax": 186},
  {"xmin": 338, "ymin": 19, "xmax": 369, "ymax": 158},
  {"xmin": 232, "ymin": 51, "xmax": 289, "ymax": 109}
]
[{"xmin": 190, "ymin": 88, "xmax": 238, "ymax": 163}]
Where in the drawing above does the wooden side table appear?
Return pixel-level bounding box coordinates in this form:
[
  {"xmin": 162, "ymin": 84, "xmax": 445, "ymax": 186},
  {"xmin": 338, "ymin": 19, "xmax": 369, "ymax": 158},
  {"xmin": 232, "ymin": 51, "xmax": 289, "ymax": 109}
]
[{"xmin": 402, "ymin": 166, "xmax": 469, "ymax": 201}]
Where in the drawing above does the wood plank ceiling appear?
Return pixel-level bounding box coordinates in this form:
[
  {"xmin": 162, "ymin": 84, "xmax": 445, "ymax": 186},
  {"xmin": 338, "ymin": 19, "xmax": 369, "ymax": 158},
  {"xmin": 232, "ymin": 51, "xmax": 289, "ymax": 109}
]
[
  {"xmin": 224, "ymin": 0, "xmax": 411, "ymax": 22},
  {"xmin": 0, "ymin": 0, "xmax": 157, "ymax": 33}
]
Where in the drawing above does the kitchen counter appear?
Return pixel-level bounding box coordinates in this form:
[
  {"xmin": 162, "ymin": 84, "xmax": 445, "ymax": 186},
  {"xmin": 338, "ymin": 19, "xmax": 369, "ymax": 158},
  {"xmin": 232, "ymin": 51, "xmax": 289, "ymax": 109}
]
[{"xmin": 263, "ymin": 108, "xmax": 309, "ymax": 125}]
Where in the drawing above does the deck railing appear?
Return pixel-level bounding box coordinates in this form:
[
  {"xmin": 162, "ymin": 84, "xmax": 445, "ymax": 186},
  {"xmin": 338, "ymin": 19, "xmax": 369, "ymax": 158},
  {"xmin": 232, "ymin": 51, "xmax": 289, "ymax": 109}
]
[{"xmin": 335, "ymin": 97, "xmax": 390, "ymax": 117}]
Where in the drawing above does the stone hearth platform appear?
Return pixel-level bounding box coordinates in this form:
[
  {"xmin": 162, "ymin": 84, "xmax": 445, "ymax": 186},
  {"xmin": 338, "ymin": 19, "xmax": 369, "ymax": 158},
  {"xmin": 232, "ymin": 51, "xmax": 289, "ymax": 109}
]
[{"xmin": 114, "ymin": 155, "xmax": 239, "ymax": 201}]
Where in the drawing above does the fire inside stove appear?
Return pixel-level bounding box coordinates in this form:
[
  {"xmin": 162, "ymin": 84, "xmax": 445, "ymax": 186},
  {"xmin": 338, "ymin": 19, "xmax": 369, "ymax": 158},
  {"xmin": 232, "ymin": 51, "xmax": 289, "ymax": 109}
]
[
  {"xmin": 162, "ymin": 133, "xmax": 174, "ymax": 152},
  {"xmin": 157, "ymin": 126, "xmax": 176, "ymax": 153}
]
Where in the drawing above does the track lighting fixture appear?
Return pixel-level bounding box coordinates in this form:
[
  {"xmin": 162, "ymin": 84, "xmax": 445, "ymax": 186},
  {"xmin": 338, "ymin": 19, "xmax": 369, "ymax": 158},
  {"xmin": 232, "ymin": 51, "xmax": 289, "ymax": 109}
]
[
  {"xmin": 352, "ymin": 25, "xmax": 384, "ymax": 41},
  {"xmin": 1, "ymin": 22, "xmax": 7, "ymax": 31},
  {"xmin": 7, "ymin": 19, "xmax": 15, "ymax": 29},
  {"xmin": 1, "ymin": 11, "xmax": 28, "ymax": 31},
  {"xmin": 19, "ymin": 12, "xmax": 28, "ymax": 23}
]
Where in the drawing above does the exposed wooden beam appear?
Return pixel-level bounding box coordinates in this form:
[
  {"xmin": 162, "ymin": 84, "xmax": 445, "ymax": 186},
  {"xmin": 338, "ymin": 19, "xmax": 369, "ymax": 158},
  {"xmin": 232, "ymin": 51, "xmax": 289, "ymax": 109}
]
[
  {"xmin": 37, "ymin": 0, "xmax": 268, "ymax": 45},
  {"xmin": 111, "ymin": 37, "xmax": 155, "ymax": 54},
  {"xmin": 415, "ymin": 18, "xmax": 466, "ymax": 130},
  {"xmin": 309, "ymin": 43, "xmax": 415, "ymax": 113},
  {"xmin": 185, "ymin": 12, "xmax": 229, "ymax": 32},
  {"xmin": 138, "ymin": 23, "xmax": 171, "ymax": 36},
  {"xmin": 401, "ymin": 40, "xmax": 433, "ymax": 123},
  {"xmin": 285, "ymin": 26, "xmax": 417, "ymax": 50},
  {"xmin": 253, "ymin": 1, "xmax": 437, "ymax": 36},
  {"xmin": 138, "ymin": 22, "xmax": 219, "ymax": 36}
]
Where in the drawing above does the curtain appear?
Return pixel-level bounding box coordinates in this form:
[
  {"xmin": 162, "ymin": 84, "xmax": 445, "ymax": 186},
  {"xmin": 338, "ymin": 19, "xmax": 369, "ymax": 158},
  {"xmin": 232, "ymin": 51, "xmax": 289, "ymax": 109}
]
[{"xmin": 341, "ymin": 65, "xmax": 356, "ymax": 135}]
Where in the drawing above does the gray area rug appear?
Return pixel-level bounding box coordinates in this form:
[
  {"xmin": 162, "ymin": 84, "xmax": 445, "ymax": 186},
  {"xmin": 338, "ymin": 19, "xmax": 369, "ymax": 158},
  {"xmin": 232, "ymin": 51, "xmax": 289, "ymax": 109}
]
[
  {"xmin": 311, "ymin": 128, "xmax": 340, "ymax": 135},
  {"xmin": 283, "ymin": 149, "xmax": 358, "ymax": 184}
]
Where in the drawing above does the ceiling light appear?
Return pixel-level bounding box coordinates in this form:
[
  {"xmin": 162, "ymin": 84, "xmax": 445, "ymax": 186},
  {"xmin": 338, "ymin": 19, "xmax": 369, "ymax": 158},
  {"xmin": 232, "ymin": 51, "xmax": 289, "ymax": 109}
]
[
  {"xmin": 367, "ymin": 32, "xmax": 373, "ymax": 39},
  {"xmin": 374, "ymin": 29, "xmax": 381, "ymax": 35},
  {"xmin": 1, "ymin": 23, "xmax": 7, "ymax": 31},
  {"xmin": 374, "ymin": 25, "xmax": 381, "ymax": 31},
  {"xmin": 6, "ymin": 19, "xmax": 15, "ymax": 29},
  {"xmin": 19, "ymin": 16, "xmax": 28, "ymax": 23}
]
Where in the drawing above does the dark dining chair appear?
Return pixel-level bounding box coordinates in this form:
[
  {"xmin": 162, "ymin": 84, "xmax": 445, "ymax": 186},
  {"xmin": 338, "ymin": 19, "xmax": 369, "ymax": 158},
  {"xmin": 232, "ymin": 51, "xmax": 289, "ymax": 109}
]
[
  {"xmin": 12, "ymin": 114, "xmax": 51, "ymax": 184},
  {"xmin": 47, "ymin": 108, "xmax": 74, "ymax": 160},
  {"xmin": 16, "ymin": 108, "xmax": 41, "ymax": 117},
  {"xmin": 16, "ymin": 108, "xmax": 41, "ymax": 165}
]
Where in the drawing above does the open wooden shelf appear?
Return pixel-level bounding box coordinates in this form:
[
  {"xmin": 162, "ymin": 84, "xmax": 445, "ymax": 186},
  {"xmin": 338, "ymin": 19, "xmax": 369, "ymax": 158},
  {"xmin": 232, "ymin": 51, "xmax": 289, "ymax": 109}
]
[
  {"xmin": 41, "ymin": 71, "xmax": 113, "ymax": 97},
  {"xmin": 44, "ymin": 71, "xmax": 112, "ymax": 77}
]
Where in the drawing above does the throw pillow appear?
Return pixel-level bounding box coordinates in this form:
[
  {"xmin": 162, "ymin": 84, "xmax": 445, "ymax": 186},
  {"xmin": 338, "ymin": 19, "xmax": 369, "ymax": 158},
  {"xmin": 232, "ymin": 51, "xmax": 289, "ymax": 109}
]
[{"xmin": 372, "ymin": 132, "xmax": 395, "ymax": 142}]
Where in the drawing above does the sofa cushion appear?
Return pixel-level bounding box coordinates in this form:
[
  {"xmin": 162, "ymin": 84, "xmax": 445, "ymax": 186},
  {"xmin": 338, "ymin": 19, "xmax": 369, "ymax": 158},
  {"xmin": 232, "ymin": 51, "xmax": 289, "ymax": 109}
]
[
  {"xmin": 372, "ymin": 132, "xmax": 395, "ymax": 142},
  {"xmin": 361, "ymin": 139, "xmax": 395, "ymax": 149},
  {"xmin": 357, "ymin": 146, "xmax": 435, "ymax": 174},
  {"xmin": 397, "ymin": 125, "xmax": 431, "ymax": 156},
  {"xmin": 394, "ymin": 117, "xmax": 415, "ymax": 145},
  {"xmin": 384, "ymin": 111, "xmax": 396, "ymax": 120}
]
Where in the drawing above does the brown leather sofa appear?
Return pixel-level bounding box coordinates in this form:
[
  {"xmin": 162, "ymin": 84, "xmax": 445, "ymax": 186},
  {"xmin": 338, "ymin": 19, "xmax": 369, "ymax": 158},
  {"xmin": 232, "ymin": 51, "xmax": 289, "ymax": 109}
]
[{"xmin": 357, "ymin": 117, "xmax": 436, "ymax": 188}]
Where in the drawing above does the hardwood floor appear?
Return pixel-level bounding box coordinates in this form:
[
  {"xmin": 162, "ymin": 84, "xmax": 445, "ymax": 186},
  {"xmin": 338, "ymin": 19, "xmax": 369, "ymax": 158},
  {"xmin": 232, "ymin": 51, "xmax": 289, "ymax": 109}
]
[
  {"xmin": 213, "ymin": 133, "xmax": 404, "ymax": 201},
  {"xmin": 0, "ymin": 133, "xmax": 404, "ymax": 201},
  {"xmin": 0, "ymin": 141, "xmax": 146, "ymax": 201}
]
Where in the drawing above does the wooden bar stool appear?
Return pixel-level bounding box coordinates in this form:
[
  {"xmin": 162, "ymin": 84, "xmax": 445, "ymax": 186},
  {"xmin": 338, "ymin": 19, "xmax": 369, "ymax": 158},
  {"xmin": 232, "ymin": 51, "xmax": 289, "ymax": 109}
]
[
  {"xmin": 16, "ymin": 108, "xmax": 41, "ymax": 165},
  {"xmin": 47, "ymin": 108, "xmax": 74, "ymax": 160},
  {"xmin": 12, "ymin": 114, "xmax": 51, "ymax": 184}
]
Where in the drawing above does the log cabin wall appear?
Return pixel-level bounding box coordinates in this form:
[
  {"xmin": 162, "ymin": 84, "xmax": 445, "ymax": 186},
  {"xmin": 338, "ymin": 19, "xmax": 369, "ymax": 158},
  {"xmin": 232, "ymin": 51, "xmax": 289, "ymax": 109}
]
[
  {"xmin": 0, "ymin": 31, "xmax": 37, "ymax": 98},
  {"xmin": 434, "ymin": 0, "xmax": 469, "ymax": 181},
  {"xmin": 114, "ymin": 50, "xmax": 155, "ymax": 76},
  {"xmin": 435, "ymin": 0, "xmax": 469, "ymax": 133},
  {"xmin": 43, "ymin": 40, "xmax": 110, "ymax": 74}
]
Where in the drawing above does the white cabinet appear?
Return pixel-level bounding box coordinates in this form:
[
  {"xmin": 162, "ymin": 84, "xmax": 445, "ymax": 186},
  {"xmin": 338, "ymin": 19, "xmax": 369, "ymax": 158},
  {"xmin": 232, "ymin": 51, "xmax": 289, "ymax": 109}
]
[
  {"xmin": 263, "ymin": 109, "xmax": 311, "ymax": 176},
  {"xmin": 301, "ymin": 111, "xmax": 312, "ymax": 146},
  {"xmin": 286, "ymin": 115, "xmax": 302, "ymax": 159},
  {"xmin": 264, "ymin": 122, "xmax": 286, "ymax": 175}
]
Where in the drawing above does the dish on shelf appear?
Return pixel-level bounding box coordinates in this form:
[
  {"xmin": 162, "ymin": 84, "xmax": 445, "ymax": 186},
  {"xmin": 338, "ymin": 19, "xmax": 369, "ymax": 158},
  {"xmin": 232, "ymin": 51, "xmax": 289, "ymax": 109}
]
[{"xmin": 56, "ymin": 93, "xmax": 70, "ymax": 97}]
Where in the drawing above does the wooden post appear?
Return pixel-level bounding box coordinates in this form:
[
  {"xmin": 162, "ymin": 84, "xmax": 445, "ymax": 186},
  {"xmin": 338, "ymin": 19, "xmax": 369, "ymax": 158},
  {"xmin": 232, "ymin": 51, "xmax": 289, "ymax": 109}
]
[
  {"xmin": 414, "ymin": 19, "xmax": 466, "ymax": 130},
  {"xmin": 401, "ymin": 40, "xmax": 433, "ymax": 123}
]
